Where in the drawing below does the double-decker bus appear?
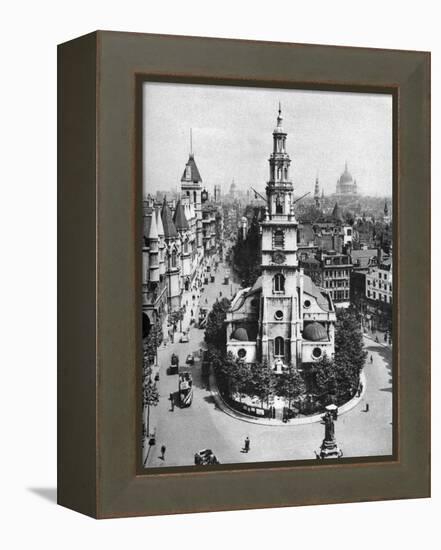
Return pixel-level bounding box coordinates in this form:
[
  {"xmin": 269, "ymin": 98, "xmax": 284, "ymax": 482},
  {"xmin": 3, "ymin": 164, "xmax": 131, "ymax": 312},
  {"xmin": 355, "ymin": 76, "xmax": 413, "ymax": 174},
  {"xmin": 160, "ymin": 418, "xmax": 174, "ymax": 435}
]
[{"xmin": 178, "ymin": 371, "xmax": 193, "ymax": 407}]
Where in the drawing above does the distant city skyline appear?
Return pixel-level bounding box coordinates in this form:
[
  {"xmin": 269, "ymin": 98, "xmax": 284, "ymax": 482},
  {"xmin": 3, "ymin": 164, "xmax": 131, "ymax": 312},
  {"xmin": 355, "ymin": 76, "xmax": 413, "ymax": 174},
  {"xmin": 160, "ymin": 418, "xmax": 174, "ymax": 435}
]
[{"xmin": 143, "ymin": 83, "xmax": 393, "ymax": 198}]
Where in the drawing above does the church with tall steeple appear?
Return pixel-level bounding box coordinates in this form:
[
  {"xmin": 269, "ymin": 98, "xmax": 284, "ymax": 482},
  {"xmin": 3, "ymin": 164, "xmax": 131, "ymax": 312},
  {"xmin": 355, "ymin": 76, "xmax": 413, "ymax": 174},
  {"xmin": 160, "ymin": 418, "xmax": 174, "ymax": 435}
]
[
  {"xmin": 314, "ymin": 175, "xmax": 321, "ymax": 208},
  {"xmin": 226, "ymin": 106, "xmax": 336, "ymax": 370}
]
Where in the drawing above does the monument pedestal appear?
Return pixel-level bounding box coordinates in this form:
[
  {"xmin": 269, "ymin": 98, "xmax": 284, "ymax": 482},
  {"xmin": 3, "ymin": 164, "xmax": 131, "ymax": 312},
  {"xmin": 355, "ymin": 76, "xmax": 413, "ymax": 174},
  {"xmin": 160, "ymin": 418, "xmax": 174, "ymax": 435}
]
[{"xmin": 316, "ymin": 437, "xmax": 343, "ymax": 459}]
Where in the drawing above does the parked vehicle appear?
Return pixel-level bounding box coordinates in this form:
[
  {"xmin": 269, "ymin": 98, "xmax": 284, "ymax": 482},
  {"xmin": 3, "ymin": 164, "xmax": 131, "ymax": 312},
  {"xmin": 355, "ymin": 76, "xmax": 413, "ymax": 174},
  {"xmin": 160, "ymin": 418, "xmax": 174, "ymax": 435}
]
[
  {"xmin": 194, "ymin": 448, "xmax": 219, "ymax": 465},
  {"xmin": 180, "ymin": 333, "xmax": 189, "ymax": 343},
  {"xmin": 178, "ymin": 372, "xmax": 193, "ymax": 407},
  {"xmin": 186, "ymin": 353, "xmax": 194, "ymax": 365},
  {"xmin": 168, "ymin": 353, "xmax": 179, "ymax": 375}
]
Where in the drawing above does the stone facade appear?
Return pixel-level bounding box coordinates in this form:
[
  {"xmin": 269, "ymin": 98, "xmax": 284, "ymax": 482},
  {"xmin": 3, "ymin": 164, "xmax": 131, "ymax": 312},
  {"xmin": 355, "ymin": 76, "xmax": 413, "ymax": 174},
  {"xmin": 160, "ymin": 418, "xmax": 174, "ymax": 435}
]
[
  {"xmin": 226, "ymin": 107, "xmax": 336, "ymax": 370},
  {"xmin": 142, "ymin": 151, "xmax": 223, "ymax": 336}
]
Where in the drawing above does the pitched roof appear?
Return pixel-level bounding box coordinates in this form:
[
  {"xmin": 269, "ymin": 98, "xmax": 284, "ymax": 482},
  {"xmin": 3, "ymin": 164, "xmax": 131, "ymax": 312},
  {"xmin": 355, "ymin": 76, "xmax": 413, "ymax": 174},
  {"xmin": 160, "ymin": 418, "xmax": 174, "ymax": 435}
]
[
  {"xmin": 181, "ymin": 153, "xmax": 202, "ymax": 183},
  {"xmin": 161, "ymin": 199, "xmax": 178, "ymax": 239},
  {"xmin": 331, "ymin": 202, "xmax": 344, "ymax": 222},
  {"xmin": 173, "ymin": 200, "xmax": 189, "ymax": 230},
  {"xmin": 351, "ymin": 249, "xmax": 377, "ymax": 269},
  {"xmin": 303, "ymin": 275, "xmax": 333, "ymax": 312},
  {"xmin": 156, "ymin": 207, "xmax": 164, "ymax": 236},
  {"xmin": 234, "ymin": 273, "xmax": 332, "ymax": 313},
  {"xmin": 147, "ymin": 208, "xmax": 158, "ymax": 240}
]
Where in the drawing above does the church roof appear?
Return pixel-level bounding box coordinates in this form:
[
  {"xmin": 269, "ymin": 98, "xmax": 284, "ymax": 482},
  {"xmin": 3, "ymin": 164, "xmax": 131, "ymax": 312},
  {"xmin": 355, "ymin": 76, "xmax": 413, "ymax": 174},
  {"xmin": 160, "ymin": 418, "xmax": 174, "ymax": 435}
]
[
  {"xmin": 161, "ymin": 199, "xmax": 178, "ymax": 239},
  {"xmin": 232, "ymin": 274, "xmax": 332, "ymax": 313},
  {"xmin": 231, "ymin": 327, "xmax": 249, "ymax": 341},
  {"xmin": 303, "ymin": 322, "xmax": 328, "ymax": 342},
  {"xmin": 181, "ymin": 154, "xmax": 202, "ymax": 183},
  {"xmin": 339, "ymin": 162, "xmax": 353, "ymax": 184},
  {"xmin": 302, "ymin": 275, "xmax": 333, "ymax": 312},
  {"xmin": 173, "ymin": 200, "xmax": 189, "ymax": 230}
]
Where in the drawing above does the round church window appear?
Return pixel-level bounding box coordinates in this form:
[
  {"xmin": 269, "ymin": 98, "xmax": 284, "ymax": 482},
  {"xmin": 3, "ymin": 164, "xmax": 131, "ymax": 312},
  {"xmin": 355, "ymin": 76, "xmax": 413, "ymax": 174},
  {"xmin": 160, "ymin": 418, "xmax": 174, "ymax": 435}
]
[
  {"xmin": 304, "ymin": 299, "xmax": 311, "ymax": 309},
  {"xmin": 237, "ymin": 348, "xmax": 247, "ymax": 359},
  {"xmin": 274, "ymin": 310, "xmax": 284, "ymax": 321},
  {"xmin": 312, "ymin": 347, "xmax": 322, "ymax": 359}
]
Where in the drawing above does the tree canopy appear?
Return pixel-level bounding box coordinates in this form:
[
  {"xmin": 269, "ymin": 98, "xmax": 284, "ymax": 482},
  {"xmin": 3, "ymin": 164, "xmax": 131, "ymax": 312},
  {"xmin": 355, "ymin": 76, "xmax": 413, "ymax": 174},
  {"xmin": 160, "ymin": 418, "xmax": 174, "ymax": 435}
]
[
  {"xmin": 314, "ymin": 308, "xmax": 367, "ymax": 404},
  {"xmin": 204, "ymin": 297, "xmax": 231, "ymax": 349},
  {"xmin": 275, "ymin": 367, "xmax": 306, "ymax": 408},
  {"xmin": 143, "ymin": 320, "xmax": 163, "ymax": 367}
]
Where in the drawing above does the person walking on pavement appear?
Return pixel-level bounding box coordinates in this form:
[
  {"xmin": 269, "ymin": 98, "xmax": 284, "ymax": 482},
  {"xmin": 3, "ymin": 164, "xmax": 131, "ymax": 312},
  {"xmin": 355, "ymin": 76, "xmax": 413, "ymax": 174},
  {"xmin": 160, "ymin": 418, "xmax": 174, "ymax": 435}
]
[
  {"xmin": 160, "ymin": 445, "xmax": 166, "ymax": 460},
  {"xmin": 244, "ymin": 436, "xmax": 250, "ymax": 453},
  {"xmin": 370, "ymin": 354, "xmax": 373, "ymax": 364},
  {"xmin": 169, "ymin": 393, "xmax": 174, "ymax": 412}
]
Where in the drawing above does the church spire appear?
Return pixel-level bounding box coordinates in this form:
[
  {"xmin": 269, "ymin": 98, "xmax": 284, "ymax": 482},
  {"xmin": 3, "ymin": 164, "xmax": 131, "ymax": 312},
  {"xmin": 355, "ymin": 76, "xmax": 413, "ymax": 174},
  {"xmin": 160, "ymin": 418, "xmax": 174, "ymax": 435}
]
[
  {"xmin": 314, "ymin": 174, "xmax": 320, "ymax": 208},
  {"xmin": 277, "ymin": 102, "xmax": 283, "ymax": 128}
]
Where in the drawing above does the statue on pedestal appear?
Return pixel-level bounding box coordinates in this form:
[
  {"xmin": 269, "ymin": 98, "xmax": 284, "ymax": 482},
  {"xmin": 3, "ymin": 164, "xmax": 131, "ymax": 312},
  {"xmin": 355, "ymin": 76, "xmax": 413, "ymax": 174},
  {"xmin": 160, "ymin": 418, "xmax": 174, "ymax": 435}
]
[{"xmin": 315, "ymin": 411, "xmax": 343, "ymax": 459}]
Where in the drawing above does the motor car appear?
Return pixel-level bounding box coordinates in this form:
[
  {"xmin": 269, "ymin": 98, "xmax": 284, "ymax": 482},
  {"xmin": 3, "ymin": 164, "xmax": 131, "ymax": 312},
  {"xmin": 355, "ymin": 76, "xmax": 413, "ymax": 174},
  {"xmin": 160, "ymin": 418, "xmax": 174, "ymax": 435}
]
[
  {"xmin": 186, "ymin": 353, "xmax": 194, "ymax": 365},
  {"xmin": 168, "ymin": 354, "xmax": 179, "ymax": 375},
  {"xmin": 180, "ymin": 333, "xmax": 189, "ymax": 343},
  {"xmin": 194, "ymin": 448, "xmax": 219, "ymax": 465}
]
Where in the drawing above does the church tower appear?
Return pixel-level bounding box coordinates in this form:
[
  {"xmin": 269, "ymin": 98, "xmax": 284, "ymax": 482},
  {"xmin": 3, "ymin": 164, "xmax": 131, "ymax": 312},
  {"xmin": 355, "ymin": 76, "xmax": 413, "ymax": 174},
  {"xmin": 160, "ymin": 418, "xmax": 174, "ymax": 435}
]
[
  {"xmin": 314, "ymin": 175, "xmax": 321, "ymax": 208},
  {"xmin": 258, "ymin": 105, "xmax": 303, "ymax": 368}
]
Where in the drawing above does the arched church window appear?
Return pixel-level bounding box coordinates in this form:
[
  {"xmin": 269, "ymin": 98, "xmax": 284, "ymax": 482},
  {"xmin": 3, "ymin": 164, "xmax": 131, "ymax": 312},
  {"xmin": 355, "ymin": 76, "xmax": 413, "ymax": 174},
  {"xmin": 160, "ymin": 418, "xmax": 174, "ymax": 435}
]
[
  {"xmin": 275, "ymin": 194, "xmax": 283, "ymax": 214},
  {"xmin": 273, "ymin": 230, "xmax": 284, "ymax": 249},
  {"xmin": 193, "ymin": 191, "xmax": 197, "ymax": 204},
  {"xmin": 275, "ymin": 337, "xmax": 285, "ymax": 357},
  {"xmin": 171, "ymin": 251, "xmax": 177, "ymax": 268},
  {"xmin": 274, "ymin": 273, "xmax": 285, "ymax": 293}
]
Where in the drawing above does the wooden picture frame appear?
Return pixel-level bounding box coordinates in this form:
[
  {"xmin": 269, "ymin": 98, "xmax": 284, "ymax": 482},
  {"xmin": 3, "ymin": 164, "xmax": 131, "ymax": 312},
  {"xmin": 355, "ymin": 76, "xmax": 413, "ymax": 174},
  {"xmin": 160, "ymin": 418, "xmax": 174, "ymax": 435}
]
[{"xmin": 58, "ymin": 31, "xmax": 430, "ymax": 518}]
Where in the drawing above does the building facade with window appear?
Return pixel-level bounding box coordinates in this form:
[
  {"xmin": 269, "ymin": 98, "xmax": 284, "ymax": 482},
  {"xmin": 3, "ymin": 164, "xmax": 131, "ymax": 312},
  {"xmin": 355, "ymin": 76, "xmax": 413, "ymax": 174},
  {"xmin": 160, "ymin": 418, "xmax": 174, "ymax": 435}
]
[
  {"xmin": 142, "ymin": 149, "xmax": 220, "ymax": 337},
  {"xmin": 301, "ymin": 251, "xmax": 352, "ymax": 308},
  {"xmin": 226, "ymin": 107, "xmax": 336, "ymax": 369},
  {"xmin": 365, "ymin": 257, "xmax": 392, "ymax": 305}
]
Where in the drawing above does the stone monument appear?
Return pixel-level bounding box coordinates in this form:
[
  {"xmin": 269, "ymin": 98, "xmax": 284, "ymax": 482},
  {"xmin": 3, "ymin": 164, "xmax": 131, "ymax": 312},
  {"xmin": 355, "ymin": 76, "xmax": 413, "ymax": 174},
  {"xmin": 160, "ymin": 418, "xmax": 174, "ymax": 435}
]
[{"xmin": 315, "ymin": 412, "xmax": 343, "ymax": 459}]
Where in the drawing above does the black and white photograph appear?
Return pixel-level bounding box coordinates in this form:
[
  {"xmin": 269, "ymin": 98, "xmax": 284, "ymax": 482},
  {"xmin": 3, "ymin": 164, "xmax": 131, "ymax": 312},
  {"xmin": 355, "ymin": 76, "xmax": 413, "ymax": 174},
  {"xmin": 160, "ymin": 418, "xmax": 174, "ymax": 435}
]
[{"xmin": 141, "ymin": 83, "xmax": 393, "ymax": 468}]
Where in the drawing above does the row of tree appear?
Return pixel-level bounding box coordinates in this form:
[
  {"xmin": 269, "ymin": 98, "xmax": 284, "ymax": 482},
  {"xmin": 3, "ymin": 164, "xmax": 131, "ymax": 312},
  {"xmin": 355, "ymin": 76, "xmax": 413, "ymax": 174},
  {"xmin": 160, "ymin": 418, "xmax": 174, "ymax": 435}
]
[{"xmin": 205, "ymin": 346, "xmax": 305, "ymax": 409}]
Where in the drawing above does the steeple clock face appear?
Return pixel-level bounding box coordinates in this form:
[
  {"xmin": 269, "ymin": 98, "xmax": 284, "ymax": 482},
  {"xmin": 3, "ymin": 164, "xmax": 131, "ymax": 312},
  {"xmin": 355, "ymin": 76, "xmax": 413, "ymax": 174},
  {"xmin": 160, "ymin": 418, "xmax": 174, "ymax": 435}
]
[{"xmin": 272, "ymin": 251, "xmax": 286, "ymax": 264}]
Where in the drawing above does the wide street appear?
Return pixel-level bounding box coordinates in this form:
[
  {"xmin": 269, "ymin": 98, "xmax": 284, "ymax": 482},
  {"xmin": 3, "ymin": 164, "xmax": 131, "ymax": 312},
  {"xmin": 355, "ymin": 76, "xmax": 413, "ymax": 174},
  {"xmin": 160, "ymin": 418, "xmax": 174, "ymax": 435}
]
[{"xmin": 144, "ymin": 260, "xmax": 393, "ymax": 469}]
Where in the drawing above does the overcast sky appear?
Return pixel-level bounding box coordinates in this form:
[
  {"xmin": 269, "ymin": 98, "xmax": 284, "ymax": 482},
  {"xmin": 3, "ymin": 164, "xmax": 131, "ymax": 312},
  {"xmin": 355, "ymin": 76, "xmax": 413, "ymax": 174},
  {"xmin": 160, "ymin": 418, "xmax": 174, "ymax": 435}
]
[{"xmin": 143, "ymin": 83, "xmax": 392, "ymax": 198}]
